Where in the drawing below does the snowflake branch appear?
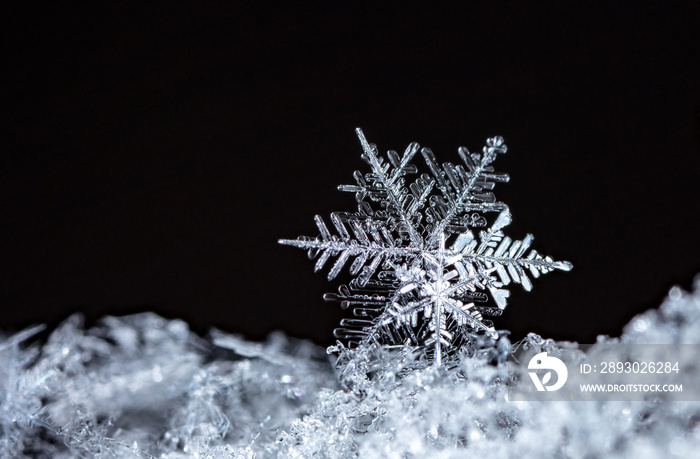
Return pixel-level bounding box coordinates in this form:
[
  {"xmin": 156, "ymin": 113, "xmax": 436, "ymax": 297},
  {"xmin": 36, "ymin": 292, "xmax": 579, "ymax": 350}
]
[
  {"xmin": 355, "ymin": 128, "xmax": 425, "ymax": 249},
  {"xmin": 424, "ymin": 137, "xmax": 509, "ymax": 248}
]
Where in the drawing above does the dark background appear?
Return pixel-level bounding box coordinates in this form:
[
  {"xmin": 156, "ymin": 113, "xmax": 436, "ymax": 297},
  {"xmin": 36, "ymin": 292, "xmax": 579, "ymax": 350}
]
[{"xmin": 2, "ymin": 3, "xmax": 699, "ymax": 344}]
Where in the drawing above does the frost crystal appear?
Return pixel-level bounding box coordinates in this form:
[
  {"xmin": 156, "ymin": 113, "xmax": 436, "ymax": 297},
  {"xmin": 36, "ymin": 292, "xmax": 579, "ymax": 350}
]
[{"xmin": 280, "ymin": 128, "xmax": 571, "ymax": 363}]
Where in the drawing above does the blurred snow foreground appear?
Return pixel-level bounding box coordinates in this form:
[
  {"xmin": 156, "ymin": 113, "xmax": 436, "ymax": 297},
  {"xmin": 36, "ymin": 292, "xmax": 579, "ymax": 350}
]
[{"xmin": 2, "ymin": 280, "xmax": 700, "ymax": 458}]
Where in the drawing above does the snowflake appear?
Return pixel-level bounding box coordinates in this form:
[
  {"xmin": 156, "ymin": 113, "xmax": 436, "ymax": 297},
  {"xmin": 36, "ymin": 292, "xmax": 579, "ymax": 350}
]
[{"xmin": 280, "ymin": 128, "xmax": 571, "ymax": 364}]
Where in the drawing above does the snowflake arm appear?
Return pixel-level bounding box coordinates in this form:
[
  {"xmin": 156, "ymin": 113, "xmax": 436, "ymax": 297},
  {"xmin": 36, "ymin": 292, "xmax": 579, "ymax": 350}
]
[
  {"xmin": 345, "ymin": 128, "xmax": 426, "ymax": 249},
  {"xmin": 423, "ymin": 136, "xmax": 510, "ymax": 249},
  {"xmin": 278, "ymin": 213, "xmax": 420, "ymax": 283},
  {"xmin": 451, "ymin": 210, "xmax": 573, "ymax": 308}
]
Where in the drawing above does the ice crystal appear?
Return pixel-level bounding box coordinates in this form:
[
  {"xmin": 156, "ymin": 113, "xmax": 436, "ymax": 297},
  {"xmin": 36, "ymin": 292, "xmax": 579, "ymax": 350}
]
[{"xmin": 280, "ymin": 128, "xmax": 572, "ymax": 363}]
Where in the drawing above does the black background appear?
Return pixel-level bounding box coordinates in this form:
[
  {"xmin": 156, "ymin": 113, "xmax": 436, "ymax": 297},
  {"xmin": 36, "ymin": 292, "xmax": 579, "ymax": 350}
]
[{"xmin": 3, "ymin": 3, "xmax": 699, "ymax": 345}]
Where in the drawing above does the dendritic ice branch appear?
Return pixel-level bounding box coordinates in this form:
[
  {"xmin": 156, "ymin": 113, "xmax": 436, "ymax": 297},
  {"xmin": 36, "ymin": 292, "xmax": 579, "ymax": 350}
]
[{"xmin": 279, "ymin": 128, "xmax": 571, "ymax": 364}]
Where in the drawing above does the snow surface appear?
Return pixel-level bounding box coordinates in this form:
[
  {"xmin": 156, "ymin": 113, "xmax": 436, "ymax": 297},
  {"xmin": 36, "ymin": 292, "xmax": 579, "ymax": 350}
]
[{"xmin": 2, "ymin": 278, "xmax": 699, "ymax": 458}]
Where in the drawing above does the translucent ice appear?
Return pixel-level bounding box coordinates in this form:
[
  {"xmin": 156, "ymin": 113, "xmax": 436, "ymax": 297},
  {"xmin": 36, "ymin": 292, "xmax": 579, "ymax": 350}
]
[{"xmin": 280, "ymin": 129, "xmax": 571, "ymax": 364}]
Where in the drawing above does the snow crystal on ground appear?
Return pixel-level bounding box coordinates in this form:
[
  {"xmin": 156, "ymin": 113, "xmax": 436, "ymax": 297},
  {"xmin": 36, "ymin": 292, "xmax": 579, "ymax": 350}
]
[{"xmin": 2, "ymin": 277, "xmax": 699, "ymax": 458}]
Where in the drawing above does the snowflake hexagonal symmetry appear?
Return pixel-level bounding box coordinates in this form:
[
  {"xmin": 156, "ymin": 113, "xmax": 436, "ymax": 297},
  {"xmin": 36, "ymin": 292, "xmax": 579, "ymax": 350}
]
[{"xmin": 279, "ymin": 128, "xmax": 571, "ymax": 364}]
